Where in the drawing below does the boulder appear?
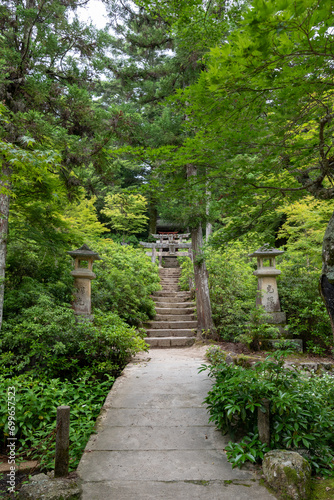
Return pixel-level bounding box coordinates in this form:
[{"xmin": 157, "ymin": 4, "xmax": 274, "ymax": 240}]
[
  {"xmin": 18, "ymin": 473, "xmax": 81, "ymax": 500},
  {"xmin": 262, "ymin": 450, "xmax": 311, "ymax": 500}
]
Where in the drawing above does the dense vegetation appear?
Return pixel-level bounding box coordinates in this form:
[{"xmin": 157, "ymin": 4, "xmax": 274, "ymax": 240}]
[
  {"xmin": 203, "ymin": 349, "xmax": 334, "ymax": 477},
  {"xmin": 1, "ymin": 0, "xmax": 334, "ymax": 484},
  {"xmin": 0, "ymin": 231, "xmax": 159, "ymax": 469}
]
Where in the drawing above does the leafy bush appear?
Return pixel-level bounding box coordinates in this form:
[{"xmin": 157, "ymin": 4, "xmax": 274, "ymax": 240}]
[
  {"xmin": 0, "ymin": 373, "xmax": 114, "ymax": 470},
  {"xmin": 202, "ymin": 352, "xmax": 334, "ymax": 476},
  {"xmin": 179, "ymin": 230, "xmax": 332, "ymax": 350},
  {"xmin": 1, "ymin": 300, "xmax": 147, "ymax": 380},
  {"xmin": 178, "ymin": 243, "xmax": 258, "ymax": 341},
  {"xmin": 206, "ymin": 244, "xmax": 256, "ymax": 341},
  {"xmin": 277, "ymin": 254, "xmax": 332, "ymax": 352},
  {"xmin": 225, "ymin": 433, "xmax": 270, "ymax": 468},
  {"xmin": 92, "ymin": 239, "xmax": 160, "ymax": 325}
]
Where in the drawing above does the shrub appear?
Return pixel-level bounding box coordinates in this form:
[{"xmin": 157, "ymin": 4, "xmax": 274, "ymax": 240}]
[
  {"xmin": 277, "ymin": 254, "xmax": 332, "ymax": 352},
  {"xmin": 179, "ymin": 233, "xmax": 332, "ymax": 351},
  {"xmin": 202, "ymin": 351, "xmax": 334, "ymax": 476},
  {"xmin": 92, "ymin": 239, "xmax": 160, "ymax": 325},
  {"xmin": 178, "ymin": 243, "xmax": 258, "ymax": 341},
  {"xmin": 1, "ymin": 298, "xmax": 148, "ymax": 380}
]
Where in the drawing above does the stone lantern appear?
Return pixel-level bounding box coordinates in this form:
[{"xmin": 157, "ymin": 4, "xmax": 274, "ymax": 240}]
[
  {"xmin": 67, "ymin": 244, "xmax": 101, "ymax": 317},
  {"xmin": 248, "ymin": 245, "xmax": 286, "ymax": 325}
]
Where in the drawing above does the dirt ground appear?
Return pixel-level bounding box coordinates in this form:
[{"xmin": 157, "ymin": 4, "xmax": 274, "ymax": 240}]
[{"xmin": 135, "ymin": 341, "xmax": 334, "ymax": 365}]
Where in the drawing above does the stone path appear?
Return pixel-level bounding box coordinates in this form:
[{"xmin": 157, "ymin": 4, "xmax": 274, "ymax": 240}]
[{"xmin": 78, "ymin": 348, "xmax": 277, "ymax": 499}]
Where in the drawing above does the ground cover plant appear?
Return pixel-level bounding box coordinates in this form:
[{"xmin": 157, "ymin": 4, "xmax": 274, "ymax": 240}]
[
  {"xmin": 202, "ymin": 349, "xmax": 334, "ymax": 477},
  {"xmin": 0, "ymin": 373, "xmax": 115, "ymax": 471}
]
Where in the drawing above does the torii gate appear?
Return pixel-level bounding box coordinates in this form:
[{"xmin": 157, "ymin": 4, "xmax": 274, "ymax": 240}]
[{"xmin": 140, "ymin": 232, "xmax": 192, "ymax": 266}]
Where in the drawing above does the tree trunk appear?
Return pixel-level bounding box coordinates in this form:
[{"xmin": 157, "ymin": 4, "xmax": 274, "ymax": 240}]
[
  {"xmin": 206, "ymin": 175, "xmax": 213, "ymax": 242},
  {"xmin": 320, "ymin": 210, "xmax": 334, "ymax": 338},
  {"xmin": 191, "ymin": 223, "xmax": 215, "ymax": 337},
  {"xmin": 0, "ymin": 166, "xmax": 11, "ymax": 331},
  {"xmin": 187, "ymin": 164, "xmax": 215, "ymax": 338},
  {"xmin": 206, "ymin": 222, "xmax": 213, "ymax": 242},
  {"xmin": 148, "ymin": 201, "xmax": 157, "ymax": 236}
]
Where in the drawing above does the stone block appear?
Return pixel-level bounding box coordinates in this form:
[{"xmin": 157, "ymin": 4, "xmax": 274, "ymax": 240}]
[
  {"xmin": 263, "ymin": 312, "xmax": 287, "ymax": 324},
  {"xmin": 18, "ymin": 474, "xmax": 81, "ymax": 499},
  {"xmin": 263, "ymin": 450, "xmax": 311, "ymax": 500},
  {"xmin": 170, "ymin": 337, "xmax": 195, "ymax": 347}
]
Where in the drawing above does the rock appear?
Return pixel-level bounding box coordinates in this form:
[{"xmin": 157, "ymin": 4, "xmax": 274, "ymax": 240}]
[
  {"xmin": 225, "ymin": 354, "xmax": 233, "ymax": 365},
  {"xmin": 262, "ymin": 450, "xmax": 311, "ymax": 500},
  {"xmin": 18, "ymin": 474, "xmax": 81, "ymax": 500}
]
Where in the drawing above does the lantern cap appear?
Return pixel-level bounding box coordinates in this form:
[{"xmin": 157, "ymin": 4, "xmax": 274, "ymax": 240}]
[
  {"xmin": 248, "ymin": 244, "xmax": 284, "ymax": 258},
  {"xmin": 67, "ymin": 244, "xmax": 101, "ymax": 260}
]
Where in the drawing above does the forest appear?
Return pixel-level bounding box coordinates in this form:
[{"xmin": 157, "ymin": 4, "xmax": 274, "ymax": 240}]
[{"xmin": 1, "ymin": 0, "xmax": 334, "ymax": 491}]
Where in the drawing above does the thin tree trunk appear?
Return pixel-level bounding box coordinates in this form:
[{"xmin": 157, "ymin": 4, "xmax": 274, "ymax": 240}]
[
  {"xmin": 320, "ymin": 210, "xmax": 334, "ymax": 338},
  {"xmin": 206, "ymin": 175, "xmax": 213, "ymax": 242},
  {"xmin": 187, "ymin": 164, "xmax": 215, "ymax": 338},
  {"xmin": 206, "ymin": 222, "xmax": 213, "ymax": 242},
  {"xmin": 0, "ymin": 166, "xmax": 11, "ymax": 331},
  {"xmin": 148, "ymin": 201, "xmax": 157, "ymax": 236},
  {"xmin": 191, "ymin": 223, "xmax": 215, "ymax": 336}
]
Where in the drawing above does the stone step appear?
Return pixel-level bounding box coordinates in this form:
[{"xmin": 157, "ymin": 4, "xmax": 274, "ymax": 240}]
[
  {"xmin": 145, "ymin": 337, "xmax": 196, "ymax": 348},
  {"xmin": 160, "ymin": 280, "xmax": 179, "ymax": 286},
  {"xmin": 159, "ymin": 274, "xmax": 180, "ymax": 278},
  {"xmin": 156, "ymin": 287, "xmax": 181, "ymax": 292},
  {"xmin": 155, "ymin": 314, "xmax": 195, "ymax": 321},
  {"xmin": 147, "ymin": 321, "xmax": 198, "ymax": 330},
  {"xmin": 155, "ymin": 307, "xmax": 195, "ymax": 315},
  {"xmin": 153, "ymin": 296, "xmax": 193, "ymax": 304},
  {"xmin": 153, "ymin": 291, "xmax": 190, "ymax": 297},
  {"xmin": 159, "ymin": 277, "xmax": 180, "ymax": 280},
  {"xmin": 160, "ymin": 280, "xmax": 179, "ymax": 287},
  {"xmin": 154, "ymin": 301, "xmax": 196, "ymax": 309},
  {"xmin": 159, "ymin": 272, "xmax": 181, "ymax": 276},
  {"xmin": 146, "ymin": 329, "xmax": 196, "ymax": 337}
]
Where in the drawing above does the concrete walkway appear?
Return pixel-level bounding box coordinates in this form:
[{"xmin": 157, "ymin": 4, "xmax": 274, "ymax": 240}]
[{"xmin": 78, "ymin": 347, "xmax": 276, "ymax": 499}]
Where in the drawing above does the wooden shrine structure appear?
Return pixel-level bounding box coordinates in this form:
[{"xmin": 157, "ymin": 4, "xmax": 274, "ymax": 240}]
[{"xmin": 140, "ymin": 232, "xmax": 192, "ymax": 266}]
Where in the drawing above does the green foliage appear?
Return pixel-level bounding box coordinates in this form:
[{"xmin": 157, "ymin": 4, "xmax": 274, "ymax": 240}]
[
  {"xmin": 0, "ymin": 374, "xmax": 114, "ymax": 470},
  {"xmin": 276, "ymin": 197, "xmax": 334, "ymax": 262},
  {"xmin": 4, "ymin": 241, "xmax": 74, "ymax": 319},
  {"xmin": 2, "ymin": 239, "xmax": 153, "ymax": 380},
  {"xmin": 1, "ymin": 301, "xmax": 147, "ymax": 380},
  {"xmin": 178, "ymin": 213, "xmax": 332, "ymax": 350},
  {"xmin": 179, "ymin": 242, "xmax": 257, "ymax": 340},
  {"xmin": 101, "ymin": 193, "xmax": 149, "ymax": 237},
  {"xmin": 235, "ymin": 306, "xmax": 280, "ymax": 350},
  {"xmin": 202, "ymin": 352, "xmax": 334, "ymax": 476},
  {"xmin": 61, "ymin": 191, "xmax": 108, "ymax": 243},
  {"xmin": 178, "ymin": 256, "xmax": 194, "ymax": 291},
  {"xmin": 278, "ymin": 254, "xmax": 332, "ymax": 352},
  {"xmin": 92, "ymin": 239, "xmax": 160, "ymax": 325},
  {"xmin": 225, "ymin": 433, "xmax": 270, "ymax": 469}
]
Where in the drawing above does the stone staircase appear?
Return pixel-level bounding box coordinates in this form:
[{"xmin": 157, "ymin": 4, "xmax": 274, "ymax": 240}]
[{"xmin": 145, "ymin": 265, "xmax": 197, "ymax": 348}]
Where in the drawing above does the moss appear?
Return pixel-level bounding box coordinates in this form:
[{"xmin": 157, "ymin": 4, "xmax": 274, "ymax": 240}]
[
  {"xmin": 282, "ymin": 465, "xmax": 312, "ymax": 499},
  {"xmin": 234, "ymin": 354, "xmax": 252, "ymax": 368},
  {"xmin": 310, "ymin": 477, "xmax": 334, "ymax": 500},
  {"xmin": 259, "ymin": 478, "xmax": 278, "ymax": 497},
  {"xmin": 283, "ymin": 466, "xmax": 299, "ymax": 483},
  {"xmin": 184, "ymin": 480, "xmax": 210, "ymax": 486}
]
